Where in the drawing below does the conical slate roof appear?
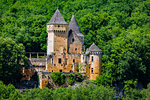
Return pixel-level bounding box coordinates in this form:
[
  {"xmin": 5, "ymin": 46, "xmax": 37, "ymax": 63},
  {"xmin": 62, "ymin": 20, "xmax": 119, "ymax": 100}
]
[
  {"xmin": 47, "ymin": 9, "xmax": 68, "ymax": 25},
  {"xmin": 88, "ymin": 43, "xmax": 102, "ymax": 52},
  {"xmin": 69, "ymin": 14, "xmax": 84, "ymax": 37}
]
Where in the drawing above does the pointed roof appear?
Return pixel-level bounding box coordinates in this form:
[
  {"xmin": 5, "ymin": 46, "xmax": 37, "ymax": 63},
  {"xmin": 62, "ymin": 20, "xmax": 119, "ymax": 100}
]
[
  {"xmin": 88, "ymin": 43, "xmax": 102, "ymax": 52},
  {"xmin": 47, "ymin": 9, "xmax": 68, "ymax": 25},
  {"xmin": 69, "ymin": 14, "xmax": 84, "ymax": 37}
]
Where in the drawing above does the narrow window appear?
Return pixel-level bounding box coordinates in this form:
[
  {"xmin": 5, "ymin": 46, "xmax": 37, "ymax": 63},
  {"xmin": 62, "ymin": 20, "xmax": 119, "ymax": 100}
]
[
  {"xmin": 73, "ymin": 59, "xmax": 75, "ymax": 63},
  {"xmin": 52, "ymin": 70, "xmax": 53, "ymax": 72},
  {"xmin": 51, "ymin": 58, "xmax": 53, "ymax": 66},
  {"xmin": 91, "ymin": 68, "xmax": 93, "ymax": 74},
  {"xmin": 58, "ymin": 58, "xmax": 61, "ymax": 64},
  {"xmin": 92, "ymin": 56, "xmax": 94, "ymax": 62}
]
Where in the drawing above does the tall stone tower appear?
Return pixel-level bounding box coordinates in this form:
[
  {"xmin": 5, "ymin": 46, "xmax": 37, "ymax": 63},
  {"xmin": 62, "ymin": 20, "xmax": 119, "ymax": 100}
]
[
  {"xmin": 86, "ymin": 43, "xmax": 102, "ymax": 80},
  {"xmin": 47, "ymin": 9, "xmax": 68, "ymax": 55},
  {"xmin": 46, "ymin": 9, "xmax": 69, "ymax": 71}
]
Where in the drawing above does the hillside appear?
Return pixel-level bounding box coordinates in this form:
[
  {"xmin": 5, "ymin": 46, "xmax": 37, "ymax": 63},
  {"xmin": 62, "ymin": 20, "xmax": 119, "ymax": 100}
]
[{"xmin": 0, "ymin": 0, "xmax": 150, "ymax": 87}]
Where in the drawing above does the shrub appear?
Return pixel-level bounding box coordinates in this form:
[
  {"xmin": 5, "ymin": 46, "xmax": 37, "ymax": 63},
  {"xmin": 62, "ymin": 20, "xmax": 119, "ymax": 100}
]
[
  {"xmin": 75, "ymin": 73, "xmax": 83, "ymax": 82},
  {"xmin": 51, "ymin": 72, "xmax": 66, "ymax": 85},
  {"xmin": 67, "ymin": 74, "xmax": 75, "ymax": 85}
]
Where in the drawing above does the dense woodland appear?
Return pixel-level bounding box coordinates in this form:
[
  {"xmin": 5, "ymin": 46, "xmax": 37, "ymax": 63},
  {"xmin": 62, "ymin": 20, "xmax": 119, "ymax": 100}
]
[
  {"xmin": 1, "ymin": 81, "xmax": 150, "ymax": 100},
  {"xmin": 0, "ymin": 0, "xmax": 150, "ymax": 99}
]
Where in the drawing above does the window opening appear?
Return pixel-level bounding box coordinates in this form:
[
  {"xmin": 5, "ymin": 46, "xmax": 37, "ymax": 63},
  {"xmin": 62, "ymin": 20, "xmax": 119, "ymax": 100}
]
[
  {"xmin": 92, "ymin": 56, "xmax": 94, "ymax": 62},
  {"xmin": 91, "ymin": 68, "xmax": 93, "ymax": 74},
  {"xmin": 72, "ymin": 38, "xmax": 74, "ymax": 42},
  {"xmin": 73, "ymin": 59, "xmax": 75, "ymax": 63},
  {"xmin": 75, "ymin": 48, "xmax": 77, "ymax": 51},
  {"xmin": 51, "ymin": 58, "xmax": 53, "ymax": 65},
  {"xmin": 60, "ymin": 69, "xmax": 62, "ymax": 72},
  {"xmin": 58, "ymin": 58, "xmax": 61, "ymax": 64}
]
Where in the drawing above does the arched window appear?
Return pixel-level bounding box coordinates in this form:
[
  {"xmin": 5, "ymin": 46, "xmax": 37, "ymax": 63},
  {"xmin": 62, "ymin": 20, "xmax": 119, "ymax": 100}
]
[{"xmin": 91, "ymin": 68, "xmax": 93, "ymax": 74}]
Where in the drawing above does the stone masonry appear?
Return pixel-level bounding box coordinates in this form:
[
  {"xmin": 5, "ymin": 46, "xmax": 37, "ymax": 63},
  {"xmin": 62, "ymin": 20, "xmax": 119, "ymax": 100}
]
[{"xmin": 39, "ymin": 9, "xmax": 102, "ymax": 88}]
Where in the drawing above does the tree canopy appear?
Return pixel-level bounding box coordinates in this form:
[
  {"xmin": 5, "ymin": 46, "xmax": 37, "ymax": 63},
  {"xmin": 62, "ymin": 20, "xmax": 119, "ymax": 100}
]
[
  {"xmin": 0, "ymin": 37, "xmax": 26, "ymax": 84},
  {"xmin": 0, "ymin": 0, "xmax": 150, "ymax": 87}
]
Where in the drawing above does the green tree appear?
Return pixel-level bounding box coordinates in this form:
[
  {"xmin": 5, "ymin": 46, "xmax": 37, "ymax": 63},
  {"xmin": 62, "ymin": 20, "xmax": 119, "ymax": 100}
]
[{"xmin": 0, "ymin": 37, "xmax": 27, "ymax": 84}]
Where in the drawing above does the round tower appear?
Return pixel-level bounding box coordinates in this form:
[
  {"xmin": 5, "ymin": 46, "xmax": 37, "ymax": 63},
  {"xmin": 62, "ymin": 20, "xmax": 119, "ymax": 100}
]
[{"xmin": 87, "ymin": 43, "xmax": 102, "ymax": 80}]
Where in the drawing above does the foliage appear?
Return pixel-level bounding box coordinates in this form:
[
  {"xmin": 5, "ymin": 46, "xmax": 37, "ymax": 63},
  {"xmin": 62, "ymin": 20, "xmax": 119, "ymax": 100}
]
[
  {"xmin": 51, "ymin": 72, "xmax": 66, "ymax": 85},
  {"xmin": 30, "ymin": 71, "xmax": 39, "ymax": 87},
  {"xmin": 0, "ymin": 81, "xmax": 22, "ymax": 100},
  {"xmin": 75, "ymin": 73, "xmax": 83, "ymax": 82},
  {"xmin": 67, "ymin": 74, "xmax": 75, "ymax": 85},
  {"xmin": 1, "ymin": 81, "xmax": 150, "ymax": 100},
  {"xmin": 0, "ymin": 37, "xmax": 27, "ymax": 84},
  {"xmin": 0, "ymin": 0, "xmax": 150, "ymax": 88},
  {"xmin": 0, "ymin": 81, "xmax": 115, "ymax": 100}
]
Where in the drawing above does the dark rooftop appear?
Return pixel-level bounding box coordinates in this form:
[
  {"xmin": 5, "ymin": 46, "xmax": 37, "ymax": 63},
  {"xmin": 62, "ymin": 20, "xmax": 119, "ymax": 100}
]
[
  {"xmin": 88, "ymin": 43, "xmax": 102, "ymax": 52},
  {"xmin": 47, "ymin": 9, "xmax": 68, "ymax": 25},
  {"xmin": 69, "ymin": 14, "xmax": 84, "ymax": 37}
]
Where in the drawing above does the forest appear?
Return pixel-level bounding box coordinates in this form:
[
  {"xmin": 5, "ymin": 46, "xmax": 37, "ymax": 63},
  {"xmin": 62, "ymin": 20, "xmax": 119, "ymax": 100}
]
[{"xmin": 0, "ymin": 0, "xmax": 150, "ymax": 99}]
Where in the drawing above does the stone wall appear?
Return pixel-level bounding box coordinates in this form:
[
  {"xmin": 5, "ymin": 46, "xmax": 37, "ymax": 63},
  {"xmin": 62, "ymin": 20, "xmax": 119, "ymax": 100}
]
[
  {"xmin": 20, "ymin": 67, "xmax": 35, "ymax": 81},
  {"xmin": 47, "ymin": 24, "xmax": 68, "ymax": 55},
  {"xmin": 47, "ymin": 53, "xmax": 81, "ymax": 73}
]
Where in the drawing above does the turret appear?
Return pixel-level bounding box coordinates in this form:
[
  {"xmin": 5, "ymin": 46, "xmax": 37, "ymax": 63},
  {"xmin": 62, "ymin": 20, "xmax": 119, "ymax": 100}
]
[{"xmin": 86, "ymin": 43, "xmax": 102, "ymax": 80}]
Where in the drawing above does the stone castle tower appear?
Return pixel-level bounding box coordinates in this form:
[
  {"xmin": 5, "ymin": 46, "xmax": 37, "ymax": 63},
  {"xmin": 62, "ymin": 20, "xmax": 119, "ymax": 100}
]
[{"xmin": 45, "ymin": 9, "xmax": 102, "ymax": 80}]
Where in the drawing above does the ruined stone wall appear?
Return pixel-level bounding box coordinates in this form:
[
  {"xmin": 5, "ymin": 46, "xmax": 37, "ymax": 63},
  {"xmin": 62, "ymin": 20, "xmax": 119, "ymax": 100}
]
[
  {"xmin": 39, "ymin": 79, "xmax": 48, "ymax": 88},
  {"xmin": 20, "ymin": 68, "xmax": 35, "ymax": 81}
]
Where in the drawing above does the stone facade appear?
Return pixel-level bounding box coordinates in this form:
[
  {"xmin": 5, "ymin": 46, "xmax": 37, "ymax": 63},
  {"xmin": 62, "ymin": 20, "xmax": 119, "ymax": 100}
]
[{"xmin": 39, "ymin": 9, "xmax": 102, "ymax": 88}]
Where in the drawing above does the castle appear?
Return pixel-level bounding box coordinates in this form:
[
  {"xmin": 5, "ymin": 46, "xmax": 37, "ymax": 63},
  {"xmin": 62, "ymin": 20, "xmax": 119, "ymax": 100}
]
[{"xmin": 39, "ymin": 9, "xmax": 102, "ymax": 88}]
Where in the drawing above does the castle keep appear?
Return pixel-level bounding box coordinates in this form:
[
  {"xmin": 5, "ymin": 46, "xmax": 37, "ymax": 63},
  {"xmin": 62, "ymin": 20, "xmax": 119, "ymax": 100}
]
[{"xmin": 39, "ymin": 9, "xmax": 102, "ymax": 88}]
